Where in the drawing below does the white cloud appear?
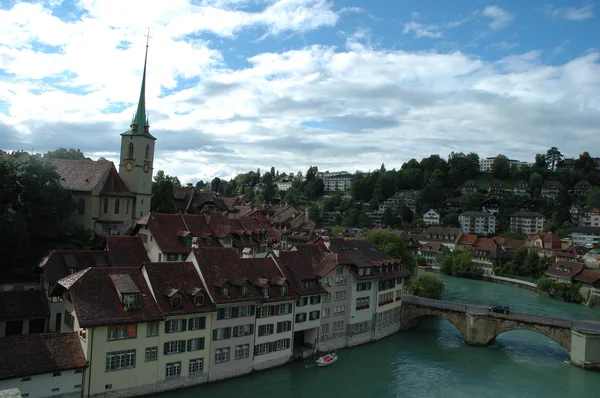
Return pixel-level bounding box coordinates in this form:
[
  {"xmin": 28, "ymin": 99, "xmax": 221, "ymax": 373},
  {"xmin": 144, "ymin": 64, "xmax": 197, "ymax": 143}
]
[
  {"xmin": 1, "ymin": 1, "xmax": 599, "ymax": 183},
  {"xmin": 543, "ymin": 3, "xmax": 594, "ymax": 21},
  {"xmin": 482, "ymin": 5, "xmax": 514, "ymax": 30},
  {"xmin": 403, "ymin": 22, "xmax": 443, "ymax": 39}
]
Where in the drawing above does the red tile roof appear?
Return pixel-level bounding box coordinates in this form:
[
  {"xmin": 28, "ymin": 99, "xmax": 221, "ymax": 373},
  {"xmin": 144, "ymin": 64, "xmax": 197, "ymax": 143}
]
[
  {"xmin": 0, "ymin": 290, "xmax": 50, "ymax": 321},
  {"xmin": 143, "ymin": 262, "xmax": 216, "ymax": 315},
  {"xmin": 147, "ymin": 213, "xmax": 190, "ymax": 254},
  {"xmin": 328, "ymin": 238, "xmax": 400, "ymax": 267},
  {"xmin": 275, "ymin": 251, "xmax": 328, "ymax": 296},
  {"xmin": 39, "ymin": 250, "xmax": 110, "ymax": 283},
  {"xmin": 457, "ymin": 234, "xmax": 478, "ymax": 246},
  {"xmin": 99, "ymin": 167, "xmax": 134, "ymax": 197},
  {"xmin": 53, "ymin": 267, "xmax": 163, "ymax": 327},
  {"xmin": 526, "ymin": 232, "xmax": 562, "ymax": 249},
  {"xmin": 573, "ymin": 269, "xmax": 600, "ymax": 285},
  {"xmin": 294, "ymin": 244, "xmax": 338, "ymax": 277},
  {"xmin": 105, "ymin": 235, "xmax": 150, "ymax": 266},
  {"xmin": 420, "ymin": 242, "xmax": 444, "ymax": 253},
  {"xmin": 0, "ymin": 332, "xmax": 87, "ymax": 381},
  {"xmin": 190, "ymin": 248, "xmax": 296, "ymax": 304},
  {"xmin": 545, "ymin": 261, "xmax": 585, "ymax": 280}
]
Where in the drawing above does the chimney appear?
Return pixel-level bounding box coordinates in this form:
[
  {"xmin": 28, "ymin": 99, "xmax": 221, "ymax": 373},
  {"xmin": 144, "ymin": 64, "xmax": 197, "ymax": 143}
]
[
  {"xmin": 304, "ymin": 208, "xmax": 309, "ymax": 223},
  {"xmin": 205, "ymin": 211, "xmax": 211, "ymax": 226}
]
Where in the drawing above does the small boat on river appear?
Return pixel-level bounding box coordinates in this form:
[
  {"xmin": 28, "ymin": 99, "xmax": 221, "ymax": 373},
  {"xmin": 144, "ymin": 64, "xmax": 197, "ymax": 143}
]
[{"xmin": 315, "ymin": 352, "xmax": 338, "ymax": 367}]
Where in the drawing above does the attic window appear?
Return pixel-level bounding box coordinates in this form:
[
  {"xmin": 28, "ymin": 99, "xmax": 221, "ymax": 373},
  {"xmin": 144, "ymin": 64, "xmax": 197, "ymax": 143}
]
[
  {"xmin": 242, "ymin": 284, "xmax": 251, "ymax": 297},
  {"xmin": 206, "ymin": 237, "xmax": 213, "ymax": 245},
  {"xmin": 263, "ymin": 286, "xmax": 270, "ymax": 298},
  {"xmin": 171, "ymin": 295, "xmax": 183, "ymax": 308},
  {"xmin": 281, "ymin": 285, "xmax": 288, "ymax": 296},
  {"xmin": 222, "ymin": 285, "xmax": 230, "ymax": 297},
  {"xmin": 123, "ymin": 294, "xmax": 140, "ymax": 310},
  {"xmin": 194, "ymin": 293, "xmax": 204, "ymax": 307}
]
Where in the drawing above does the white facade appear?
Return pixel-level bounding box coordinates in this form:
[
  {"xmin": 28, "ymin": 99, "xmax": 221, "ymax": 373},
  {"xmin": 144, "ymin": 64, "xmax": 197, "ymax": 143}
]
[
  {"xmin": 0, "ymin": 370, "xmax": 84, "ymax": 398},
  {"xmin": 581, "ymin": 211, "xmax": 600, "ymax": 228},
  {"xmin": 422, "ymin": 209, "xmax": 440, "ymax": 226},
  {"xmin": 510, "ymin": 213, "xmax": 546, "ymax": 235},
  {"xmin": 320, "ymin": 172, "xmax": 353, "ymax": 192},
  {"xmin": 275, "ymin": 182, "xmax": 292, "ymax": 191},
  {"xmin": 253, "ymin": 301, "xmax": 294, "ymax": 371},
  {"xmin": 570, "ymin": 228, "xmax": 600, "ymax": 248},
  {"xmin": 459, "ymin": 212, "xmax": 496, "ymax": 235},
  {"xmin": 318, "ymin": 267, "xmax": 349, "ymax": 351},
  {"xmin": 479, "ymin": 156, "xmax": 530, "ymax": 173}
]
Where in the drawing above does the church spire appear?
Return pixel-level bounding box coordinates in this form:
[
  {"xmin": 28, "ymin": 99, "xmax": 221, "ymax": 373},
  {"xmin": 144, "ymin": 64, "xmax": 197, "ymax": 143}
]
[{"xmin": 128, "ymin": 28, "xmax": 154, "ymax": 138}]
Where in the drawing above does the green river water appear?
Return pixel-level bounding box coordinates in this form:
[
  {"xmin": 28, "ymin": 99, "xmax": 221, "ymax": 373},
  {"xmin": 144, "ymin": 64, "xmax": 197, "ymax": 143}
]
[{"xmin": 157, "ymin": 273, "xmax": 600, "ymax": 398}]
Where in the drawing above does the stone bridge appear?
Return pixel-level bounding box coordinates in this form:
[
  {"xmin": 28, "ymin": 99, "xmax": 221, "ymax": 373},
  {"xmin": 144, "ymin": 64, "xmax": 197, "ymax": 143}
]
[{"xmin": 401, "ymin": 295, "xmax": 600, "ymax": 370}]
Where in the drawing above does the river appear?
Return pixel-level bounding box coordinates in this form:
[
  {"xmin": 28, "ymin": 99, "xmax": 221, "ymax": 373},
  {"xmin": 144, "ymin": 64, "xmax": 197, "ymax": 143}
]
[{"xmin": 156, "ymin": 273, "xmax": 600, "ymax": 398}]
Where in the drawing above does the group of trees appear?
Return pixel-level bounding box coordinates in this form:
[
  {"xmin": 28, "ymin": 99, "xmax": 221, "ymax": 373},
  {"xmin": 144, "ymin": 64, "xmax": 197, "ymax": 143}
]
[
  {"xmin": 493, "ymin": 247, "xmax": 553, "ymax": 279},
  {"xmin": 439, "ymin": 249, "xmax": 484, "ymax": 279},
  {"xmin": 0, "ymin": 154, "xmax": 89, "ymax": 281},
  {"xmin": 537, "ymin": 277, "xmax": 583, "ymax": 303}
]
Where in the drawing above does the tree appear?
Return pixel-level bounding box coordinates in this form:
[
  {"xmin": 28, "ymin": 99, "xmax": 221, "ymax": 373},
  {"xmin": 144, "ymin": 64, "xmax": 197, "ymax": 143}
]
[
  {"xmin": 405, "ymin": 274, "xmax": 444, "ymax": 300},
  {"xmin": 195, "ymin": 180, "xmax": 206, "ymax": 190},
  {"xmin": 545, "ymin": 147, "xmax": 563, "ymax": 171},
  {"xmin": 44, "ymin": 148, "xmax": 87, "ymax": 160},
  {"xmin": 442, "ymin": 212, "xmax": 459, "ymax": 226},
  {"xmin": 210, "ymin": 177, "xmax": 221, "ymax": 193},
  {"xmin": 381, "ymin": 207, "xmax": 397, "ymax": 227},
  {"xmin": 439, "ymin": 249, "xmax": 483, "ymax": 279},
  {"xmin": 491, "ymin": 154, "xmax": 511, "ymax": 180},
  {"xmin": 308, "ymin": 204, "xmax": 321, "ymax": 224},
  {"xmin": 261, "ymin": 172, "xmax": 275, "ymax": 203},
  {"xmin": 332, "ymin": 225, "xmax": 344, "ymax": 237},
  {"xmin": 587, "ymin": 187, "xmax": 600, "ymax": 209},
  {"xmin": 151, "ymin": 170, "xmax": 177, "ymax": 213},
  {"xmin": 460, "ymin": 192, "xmax": 484, "ymax": 212},
  {"xmin": 365, "ymin": 231, "xmax": 415, "ymax": 272},
  {"xmin": 528, "ymin": 173, "xmax": 543, "ymax": 193},
  {"xmin": 534, "ymin": 153, "xmax": 547, "ymax": 169},
  {"xmin": 399, "ymin": 205, "xmax": 414, "ymax": 224},
  {"xmin": 576, "ymin": 152, "xmax": 597, "ymax": 173}
]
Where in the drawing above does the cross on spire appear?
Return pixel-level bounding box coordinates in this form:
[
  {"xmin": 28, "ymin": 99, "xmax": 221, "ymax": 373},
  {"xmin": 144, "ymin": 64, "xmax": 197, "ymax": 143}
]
[{"xmin": 144, "ymin": 27, "xmax": 153, "ymax": 48}]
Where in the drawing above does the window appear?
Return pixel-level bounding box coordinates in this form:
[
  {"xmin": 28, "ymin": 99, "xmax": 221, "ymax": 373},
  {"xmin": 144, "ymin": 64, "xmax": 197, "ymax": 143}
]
[
  {"xmin": 163, "ymin": 340, "xmax": 186, "ymax": 355},
  {"xmin": 309, "ymin": 310, "xmax": 320, "ymax": 321},
  {"xmin": 310, "ymin": 295, "xmax": 321, "ymax": 305},
  {"xmin": 212, "ymin": 327, "xmax": 232, "ymax": 341},
  {"xmin": 336, "ymin": 276, "xmax": 347, "ymax": 285},
  {"xmin": 103, "ymin": 199, "xmax": 108, "ymax": 214},
  {"xmin": 255, "ymin": 342, "xmax": 270, "ymax": 356},
  {"xmin": 107, "ymin": 324, "xmax": 137, "ymax": 340},
  {"xmin": 276, "ymin": 320, "xmax": 292, "ymax": 333},
  {"xmin": 359, "ymin": 268, "xmax": 365, "ymax": 276},
  {"xmin": 235, "ymin": 344, "xmax": 249, "ymax": 360},
  {"xmin": 281, "ymin": 285, "xmax": 288, "ymax": 296},
  {"xmin": 114, "ymin": 199, "xmax": 120, "ymax": 214},
  {"xmin": 76, "ymin": 198, "xmax": 85, "ymax": 215},
  {"xmin": 187, "ymin": 338, "xmax": 205, "ymax": 351},
  {"xmin": 258, "ymin": 324, "xmax": 274, "ymax": 336},
  {"xmin": 145, "ymin": 144, "xmax": 150, "ymax": 160},
  {"xmin": 128, "ymin": 143, "xmax": 134, "ymax": 158},
  {"xmin": 215, "ymin": 347, "xmax": 230, "ymax": 363},
  {"xmin": 145, "ymin": 347, "xmax": 157, "ymax": 361},
  {"xmin": 321, "ymin": 308, "xmax": 330, "ymax": 317},
  {"xmin": 321, "ymin": 323, "xmax": 329, "ymax": 333},
  {"xmin": 275, "ymin": 338, "xmax": 291, "ymax": 351},
  {"xmin": 357, "ymin": 282, "xmax": 372, "ymax": 291},
  {"xmin": 356, "ymin": 297, "xmax": 370, "ymax": 310},
  {"xmin": 323, "ymin": 293, "xmax": 331, "ymax": 303},
  {"xmin": 333, "ymin": 320, "xmax": 345, "ymax": 331},
  {"xmin": 241, "ymin": 284, "xmax": 251, "ymax": 297},
  {"xmin": 232, "ymin": 324, "xmax": 253, "ymax": 337},
  {"xmin": 122, "ymin": 293, "xmax": 139, "ymax": 309},
  {"xmin": 296, "ymin": 297, "xmax": 308, "ymax": 307},
  {"xmin": 146, "ymin": 322, "xmax": 159, "ymax": 337},
  {"xmin": 165, "ymin": 319, "xmax": 186, "ymax": 333},
  {"xmin": 322, "ymin": 277, "xmax": 332, "ymax": 287},
  {"xmin": 303, "ymin": 280, "xmax": 316, "ymax": 288},
  {"xmin": 295, "ymin": 313, "xmax": 307, "ymax": 323},
  {"xmin": 105, "ymin": 350, "xmax": 136, "ymax": 371},
  {"xmin": 257, "ymin": 306, "xmax": 272, "ymax": 318},
  {"xmin": 189, "ymin": 358, "xmax": 203, "ymax": 374},
  {"xmin": 336, "ymin": 266, "xmax": 344, "ymax": 275},
  {"xmin": 334, "ymin": 306, "xmax": 345, "ymax": 315},
  {"xmin": 238, "ymin": 305, "xmax": 254, "ymax": 317},
  {"xmin": 165, "ymin": 362, "xmax": 181, "ymax": 378},
  {"xmin": 277, "ymin": 303, "xmax": 291, "ymax": 315},
  {"xmin": 126, "ymin": 200, "xmax": 129, "ymax": 215},
  {"xmin": 194, "ymin": 293, "xmax": 204, "ymax": 307},
  {"xmin": 334, "ymin": 291, "xmax": 346, "ymax": 301},
  {"xmin": 189, "ymin": 317, "xmax": 206, "ymax": 330},
  {"xmin": 263, "ymin": 286, "xmax": 270, "ymax": 298}
]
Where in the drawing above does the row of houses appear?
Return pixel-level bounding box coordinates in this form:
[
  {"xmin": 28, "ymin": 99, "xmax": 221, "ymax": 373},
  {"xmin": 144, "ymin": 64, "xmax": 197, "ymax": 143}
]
[
  {"xmin": 461, "ymin": 179, "xmax": 593, "ymax": 199},
  {"xmin": 0, "ymin": 238, "xmax": 410, "ymax": 398}
]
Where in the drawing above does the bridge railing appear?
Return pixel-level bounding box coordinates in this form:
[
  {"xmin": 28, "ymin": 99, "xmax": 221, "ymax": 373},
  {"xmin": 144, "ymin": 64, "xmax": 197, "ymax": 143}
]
[{"xmin": 403, "ymin": 295, "xmax": 469, "ymax": 312}]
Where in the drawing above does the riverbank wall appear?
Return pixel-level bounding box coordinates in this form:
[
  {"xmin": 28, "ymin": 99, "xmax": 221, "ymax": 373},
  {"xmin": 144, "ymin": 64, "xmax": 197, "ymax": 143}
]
[{"xmin": 421, "ymin": 268, "xmax": 538, "ymax": 291}]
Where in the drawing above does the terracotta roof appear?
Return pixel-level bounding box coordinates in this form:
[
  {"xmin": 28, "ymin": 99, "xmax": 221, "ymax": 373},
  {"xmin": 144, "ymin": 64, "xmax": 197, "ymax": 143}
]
[
  {"xmin": 190, "ymin": 248, "xmax": 296, "ymax": 304},
  {"xmin": 294, "ymin": 244, "xmax": 338, "ymax": 277},
  {"xmin": 39, "ymin": 250, "xmax": 110, "ymax": 283},
  {"xmin": 53, "ymin": 267, "xmax": 163, "ymax": 327},
  {"xmin": 143, "ymin": 262, "xmax": 216, "ymax": 316},
  {"xmin": 457, "ymin": 234, "xmax": 478, "ymax": 245},
  {"xmin": 0, "ymin": 332, "xmax": 87, "ymax": 381},
  {"xmin": 573, "ymin": 269, "xmax": 600, "ymax": 285},
  {"xmin": 49, "ymin": 159, "xmax": 112, "ymax": 192},
  {"xmin": 275, "ymin": 251, "xmax": 328, "ymax": 296},
  {"xmin": 181, "ymin": 214, "xmax": 214, "ymax": 238},
  {"xmin": 503, "ymin": 239, "xmax": 525, "ymax": 251},
  {"xmin": 0, "ymin": 290, "xmax": 50, "ymax": 321},
  {"xmin": 472, "ymin": 245, "xmax": 511, "ymax": 261},
  {"xmin": 420, "ymin": 242, "xmax": 444, "ymax": 253},
  {"xmin": 105, "ymin": 235, "xmax": 150, "ymax": 266},
  {"xmin": 423, "ymin": 226, "xmax": 463, "ymax": 236},
  {"xmin": 526, "ymin": 232, "xmax": 562, "ymax": 249},
  {"xmin": 328, "ymin": 238, "xmax": 402, "ymax": 268},
  {"xmin": 174, "ymin": 186, "xmax": 195, "ymax": 212},
  {"xmin": 574, "ymin": 180, "xmax": 592, "ymax": 188},
  {"xmin": 512, "ymin": 211, "xmax": 545, "ymax": 218},
  {"xmin": 147, "ymin": 213, "xmax": 190, "ymax": 254},
  {"xmin": 545, "ymin": 261, "xmax": 585, "ymax": 280}
]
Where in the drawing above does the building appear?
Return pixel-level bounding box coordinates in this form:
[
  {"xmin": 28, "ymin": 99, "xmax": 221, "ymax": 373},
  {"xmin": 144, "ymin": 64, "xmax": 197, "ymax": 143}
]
[
  {"xmin": 570, "ymin": 227, "xmax": 600, "ymax": 248},
  {"xmin": 471, "ymin": 244, "xmax": 510, "ymax": 275},
  {"xmin": 488, "ymin": 180, "xmax": 504, "ymax": 197},
  {"xmin": 580, "ymin": 209, "xmax": 600, "ymax": 228},
  {"xmin": 0, "ymin": 333, "xmax": 87, "ymax": 398},
  {"xmin": 275, "ymin": 181, "xmax": 292, "ymax": 191},
  {"xmin": 458, "ymin": 211, "xmax": 496, "ymax": 235},
  {"xmin": 574, "ymin": 180, "xmax": 593, "ymax": 197},
  {"xmin": 50, "ymin": 41, "xmax": 156, "ymax": 235},
  {"xmin": 513, "ymin": 180, "xmax": 530, "ymax": 197},
  {"xmin": 0, "ymin": 289, "xmax": 49, "ymax": 337},
  {"xmin": 319, "ymin": 171, "xmax": 352, "ymax": 192},
  {"xmin": 422, "ymin": 209, "xmax": 440, "ymax": 226},
  {"xmin": 418, "ymin": 227, "xmax": 463, "ymax": 250},
  {"xmin": 541, "ymin": 181, "xmax": 563, "ymax": 201},
  {"xmin": 480, "ymin": 198, "xmax": 500, "ymax": 215},
  {"xmin": 524, "ymin": 232, "xmax": 562, "ymax": 256},
  {"xmin": 461, "ymin": 180, "xmax": 478, "ymax": 195},
  {"xmin": 419, "ymin": 242, "xmax": 445, "ymax": 266},
  {"xmin": 479, "ymin": 156, "xmax": 530, "ymax": 173},
  {"xmin": 545, "ymin": 261, "xmax": 585, "ymax": 284},
  {"xmin": 187, "ymin": 248, "xmax": 297, "ymax": 380},
  {"xmin": 327, "ymin": 239, "xmax": 410, "ymax": 346},
  {"xmin": 510, "ymin": 212, "xmax": 546, "ymax": 235}
]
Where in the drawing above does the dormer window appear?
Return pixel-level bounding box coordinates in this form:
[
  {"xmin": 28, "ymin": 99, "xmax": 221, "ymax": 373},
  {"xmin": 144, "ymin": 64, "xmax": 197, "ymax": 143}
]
[
  {"xmin": 263, "ymin": 286, "xmax": 270, "ymax": 298},
  {"xmin": 194, "ymin": 293, "xmax": 204, "ymax": 307},
  {"xmin": 242, "ymin": 284, "xmax": 251, "ymax": 297},
  {"xmin": 359, "ymin": 268, "xmax": 365, "ymax": 276},
  {"xmin": 281, "ymin": 285, "xmax": 288, "ymax": 296},
  {"xmin": 171, "ymin": 295, "xmax": 183, "ymax": 308},
  {"xmin": 123, "ymin": 294, "xmax": 140, "ymax": 310},
  {"xmin": 206, "ymin": 237, "xmax": 213, "ymax": 245},
  {"xmin": 222, "ymin": 285, "xmax": 230, "ymax": 297}
]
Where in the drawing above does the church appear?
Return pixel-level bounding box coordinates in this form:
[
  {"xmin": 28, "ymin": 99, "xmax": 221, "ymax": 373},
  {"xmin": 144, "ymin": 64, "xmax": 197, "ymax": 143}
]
[{"xmin": 50, "ymin": 40, "xmax": 156, "ymax": 236}]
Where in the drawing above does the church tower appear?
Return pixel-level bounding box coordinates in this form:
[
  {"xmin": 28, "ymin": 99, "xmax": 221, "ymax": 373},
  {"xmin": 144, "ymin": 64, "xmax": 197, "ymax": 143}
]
[{"xmin": 119, "ymin": 34, "xmax": 156, "ymax": 221}]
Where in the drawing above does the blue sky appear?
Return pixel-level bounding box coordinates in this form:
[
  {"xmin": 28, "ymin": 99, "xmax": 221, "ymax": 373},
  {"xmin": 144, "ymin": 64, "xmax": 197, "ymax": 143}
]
[{"xmin": 0, "ymin": 0, "xmax": 598, "ymax": 183}]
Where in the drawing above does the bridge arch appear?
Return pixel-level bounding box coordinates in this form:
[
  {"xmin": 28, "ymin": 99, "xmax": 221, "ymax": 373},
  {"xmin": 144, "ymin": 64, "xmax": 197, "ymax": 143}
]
[
  {"xmin": 488, "ymin": 322, "xmax": 571, "ymax": 352},
  {"xmin": 402, "ymin": 307, "xmax": 468, "ymax": 339}
]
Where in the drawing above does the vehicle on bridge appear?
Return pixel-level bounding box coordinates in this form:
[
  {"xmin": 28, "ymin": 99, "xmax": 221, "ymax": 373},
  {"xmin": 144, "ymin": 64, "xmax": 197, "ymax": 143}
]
[{"xmin": 489, "ymin": 305, "xmax": 510, "ymax": 314}]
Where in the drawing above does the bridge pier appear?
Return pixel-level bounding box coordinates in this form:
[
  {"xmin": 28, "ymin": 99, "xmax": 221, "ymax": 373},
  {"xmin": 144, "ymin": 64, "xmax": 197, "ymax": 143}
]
[
  {"xmin": 464, "ymin": 313, "xmax": 494, "ymax": 346},
  {"xmin": 570, "ymin": 329, "xmax": 600, "ymax": 370}
]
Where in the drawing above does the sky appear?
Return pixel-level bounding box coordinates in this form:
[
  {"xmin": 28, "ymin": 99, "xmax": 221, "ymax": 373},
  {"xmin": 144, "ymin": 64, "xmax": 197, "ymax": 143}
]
[{"xmin": 0, "ymin": 0, "xmax": 599, "ymax": 184}]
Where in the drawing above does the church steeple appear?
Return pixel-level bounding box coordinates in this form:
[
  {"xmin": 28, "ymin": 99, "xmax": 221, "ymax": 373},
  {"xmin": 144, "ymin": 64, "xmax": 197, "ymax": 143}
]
[{"xmin": 123, "ymin": 29, "xmax": 155, "ymax": 139}]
